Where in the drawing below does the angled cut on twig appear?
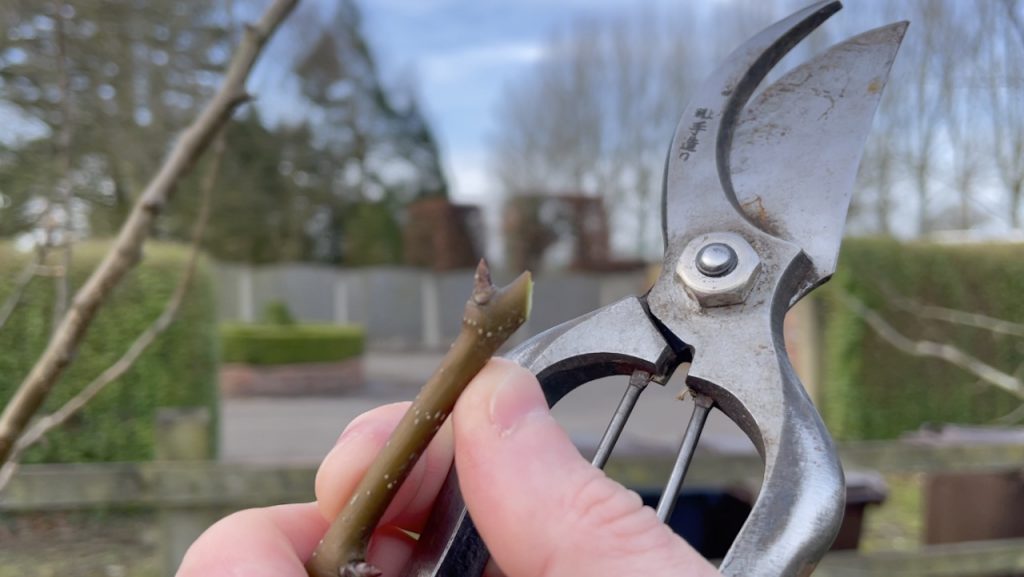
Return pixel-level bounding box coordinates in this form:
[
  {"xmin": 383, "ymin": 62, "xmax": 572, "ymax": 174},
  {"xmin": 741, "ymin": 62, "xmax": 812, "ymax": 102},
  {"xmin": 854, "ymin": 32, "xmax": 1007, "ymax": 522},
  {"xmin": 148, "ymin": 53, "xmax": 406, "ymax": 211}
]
[{"xmin": 305, "ymin": 260, "xmax": 532, "ymax": 577}]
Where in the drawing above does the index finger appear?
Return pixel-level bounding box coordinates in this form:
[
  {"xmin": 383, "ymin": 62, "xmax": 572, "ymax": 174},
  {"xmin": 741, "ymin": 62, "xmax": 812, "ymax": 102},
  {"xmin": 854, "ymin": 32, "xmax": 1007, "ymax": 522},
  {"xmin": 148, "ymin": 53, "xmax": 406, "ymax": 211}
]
[{"xmin": 176, "ymin": 503, "xmax": 326, "ymax": 577}]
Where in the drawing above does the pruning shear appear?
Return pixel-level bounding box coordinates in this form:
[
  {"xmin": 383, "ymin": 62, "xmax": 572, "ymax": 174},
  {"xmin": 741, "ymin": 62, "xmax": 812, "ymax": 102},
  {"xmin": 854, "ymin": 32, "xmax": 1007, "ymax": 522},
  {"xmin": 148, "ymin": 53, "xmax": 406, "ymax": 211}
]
[{"xmin": 406, "ymin": 2, "xmax": 906, "ymax": 576}]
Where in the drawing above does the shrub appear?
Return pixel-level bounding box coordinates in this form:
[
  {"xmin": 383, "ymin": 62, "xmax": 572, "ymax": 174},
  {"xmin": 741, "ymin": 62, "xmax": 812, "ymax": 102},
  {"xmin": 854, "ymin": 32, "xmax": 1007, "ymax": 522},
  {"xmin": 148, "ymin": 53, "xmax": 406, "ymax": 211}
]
[
  {"xmin": 261, "ymin": 300, "xmax": 295, "ymax": 325},
  {"xmin": 0, "ymin": 242, "xmax": 218, "ymax": 463},
  {"xmin": 220, "ymin": 323, "xmax": 364, "ymax": 365},
  {"xmin": 817, "ymin": 238, "xmax": 1024, "ymax": 441}
]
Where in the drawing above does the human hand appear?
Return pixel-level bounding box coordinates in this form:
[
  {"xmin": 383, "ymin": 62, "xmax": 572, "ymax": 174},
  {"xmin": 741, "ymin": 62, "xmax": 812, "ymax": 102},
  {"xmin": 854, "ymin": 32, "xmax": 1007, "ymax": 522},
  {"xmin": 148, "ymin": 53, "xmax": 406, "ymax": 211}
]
[{"xmin": 176, "ymin": 359, "xmax": 722, "ymax": 577}]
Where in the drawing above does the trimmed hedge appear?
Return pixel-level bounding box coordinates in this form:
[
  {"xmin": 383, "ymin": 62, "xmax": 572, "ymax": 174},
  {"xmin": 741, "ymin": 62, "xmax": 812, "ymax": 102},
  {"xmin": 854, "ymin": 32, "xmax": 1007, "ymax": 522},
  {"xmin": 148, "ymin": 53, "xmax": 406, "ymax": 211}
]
[
  {"xmin": 220, "ymin": 324, "xmax": 365, "ymax": 365},
  {"xmin": 0, "ymin": 242, "xmax": 218, "ymax": 463},
  {"xmin": 818, "ymin": 238, "xmax": 1024, "ymax": 441}
]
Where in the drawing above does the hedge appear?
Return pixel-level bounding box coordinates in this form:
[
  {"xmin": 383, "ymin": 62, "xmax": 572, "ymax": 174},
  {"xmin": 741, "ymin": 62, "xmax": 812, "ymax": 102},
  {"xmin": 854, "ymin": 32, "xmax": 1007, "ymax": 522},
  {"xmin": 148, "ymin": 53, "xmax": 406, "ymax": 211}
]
[
  {"xmin": 0, "ymin": 242, "xmax": 218, "ymax": 463},
  {"xmin": 220, "ymin": 324, "xmax": 365, "ymax": 365},
  {"xmin": 817, "ymin": 238, "xmax": 1024, "ymax": 441}
]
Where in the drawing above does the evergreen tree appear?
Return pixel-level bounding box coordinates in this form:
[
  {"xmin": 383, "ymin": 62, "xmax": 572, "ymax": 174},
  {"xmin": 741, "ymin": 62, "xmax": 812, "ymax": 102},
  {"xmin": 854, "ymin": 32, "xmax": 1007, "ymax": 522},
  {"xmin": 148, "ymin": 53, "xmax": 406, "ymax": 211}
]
[
  {"xmin": 293, "ymin": 0, "xmax": 447, "ymax": 264},
  {"xmin": 1, "ymin": 0, "xmax": 449, "ymax": 266},
  {"xmin": 0, "ymin": 0, "xmax": 228, "ymax": 236}
]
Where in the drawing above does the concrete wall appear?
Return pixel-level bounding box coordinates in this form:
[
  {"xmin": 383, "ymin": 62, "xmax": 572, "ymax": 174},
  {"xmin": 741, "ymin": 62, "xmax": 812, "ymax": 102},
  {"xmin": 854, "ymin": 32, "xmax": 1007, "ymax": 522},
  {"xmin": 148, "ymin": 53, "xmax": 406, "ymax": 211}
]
[
  {"xmin": 211, "ymin": 263, "xmax": 831, "ymax": 398},
  {"xmin": 213, "ymin": 264, "xmax": 651, "ymax": 350}
]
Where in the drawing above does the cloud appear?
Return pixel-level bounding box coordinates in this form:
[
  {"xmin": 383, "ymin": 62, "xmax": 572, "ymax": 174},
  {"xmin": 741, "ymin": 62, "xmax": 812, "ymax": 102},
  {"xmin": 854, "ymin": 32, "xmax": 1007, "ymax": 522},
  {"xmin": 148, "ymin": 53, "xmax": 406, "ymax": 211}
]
[
  {"xmin": 447, "ymin": 150, "xmax": 496, "ymax": 202},
  {"xmin": 366, "ymin": 0, "xmax": 460, "ymax": 16},
  {"xmin": 421, "ymin": 41, "xmax": 546, "ymax": 85},
  {"xmin": 446, "ymin": 149, "xmax": 506, "ymax": 262}
]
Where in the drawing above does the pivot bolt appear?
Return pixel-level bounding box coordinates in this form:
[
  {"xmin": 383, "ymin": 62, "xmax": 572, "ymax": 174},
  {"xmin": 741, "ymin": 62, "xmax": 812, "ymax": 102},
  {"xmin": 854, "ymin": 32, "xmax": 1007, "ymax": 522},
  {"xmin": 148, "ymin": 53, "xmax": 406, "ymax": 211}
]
[
  {"xmin": 675, "ymin": 232, "xmax": 762, "ymax": 308},
  {"xmin": 696, "ymin": 243, "xmax": 738, "ymax": 277}
]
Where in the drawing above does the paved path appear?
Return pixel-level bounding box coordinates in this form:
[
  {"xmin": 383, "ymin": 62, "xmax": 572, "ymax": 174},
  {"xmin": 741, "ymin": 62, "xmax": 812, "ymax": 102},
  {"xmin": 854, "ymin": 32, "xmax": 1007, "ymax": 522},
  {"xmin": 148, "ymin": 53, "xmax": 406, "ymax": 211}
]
[{"xmin": 220, "ymin": 351, "xmax": 754, "ymax": 464}]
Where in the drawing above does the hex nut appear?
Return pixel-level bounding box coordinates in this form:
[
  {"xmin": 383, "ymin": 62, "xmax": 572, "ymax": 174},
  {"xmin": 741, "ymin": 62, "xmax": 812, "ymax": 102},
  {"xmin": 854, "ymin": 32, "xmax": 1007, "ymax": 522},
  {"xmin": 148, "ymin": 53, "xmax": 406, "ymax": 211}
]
[{"xmin": 675, "ymin": 232, "xmax": 761, "ymax": 307}]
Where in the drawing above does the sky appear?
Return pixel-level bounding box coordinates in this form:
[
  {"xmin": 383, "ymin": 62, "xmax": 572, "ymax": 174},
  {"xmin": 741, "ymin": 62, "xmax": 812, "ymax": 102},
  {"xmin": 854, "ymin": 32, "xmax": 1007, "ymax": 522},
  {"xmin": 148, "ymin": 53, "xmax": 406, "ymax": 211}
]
[
  {"xmin": 1, "ymin": 0, "xmax": 887, "ymax": 210},
  {"xmin": 354, "ymin": 0, "xmax": 685, "ymax": 205},
  {"xmin": 241, "ymin": 0, "xmax": 917, "ymax": 257},
  {"xmin": 319, "ymin": 0, "xmax": 895, "ymax": 205},
  {"xmin": 3, "ymin": 0, "xmax": 682, "ymax": 200},
  {"xmin": 11, "ymin": 0, "xmax": 979, "ymax": 247}
]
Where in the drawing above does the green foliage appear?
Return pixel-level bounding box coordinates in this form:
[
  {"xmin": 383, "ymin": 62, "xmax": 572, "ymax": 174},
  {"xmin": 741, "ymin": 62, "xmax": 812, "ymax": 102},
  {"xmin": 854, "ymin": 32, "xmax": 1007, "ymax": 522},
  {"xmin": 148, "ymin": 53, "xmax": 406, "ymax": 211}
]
[
  {"xmin": 220, "ymin": 324, "xmax": 365, "ymax": 366},
  {"xmin": 343, "ymin": 202, "xmax": 403, "ymax": 266},
  {"xmin": 0, "ymin": 0, "xmax": 227, "ymax": 237},
  {"xmin": 818, "ymin": 238, "xmax": 1024, "ymax": 440},
  {"xmin": 261, "ymin": 300, "xmax": 296, "ymax": 326},
  {"xmin": 0, "ymin": 242, "xmax": 218, "ymax": 463},
  {"xmin": 167, "ymin": 114, "xmax": 321, "ymax": 264}
]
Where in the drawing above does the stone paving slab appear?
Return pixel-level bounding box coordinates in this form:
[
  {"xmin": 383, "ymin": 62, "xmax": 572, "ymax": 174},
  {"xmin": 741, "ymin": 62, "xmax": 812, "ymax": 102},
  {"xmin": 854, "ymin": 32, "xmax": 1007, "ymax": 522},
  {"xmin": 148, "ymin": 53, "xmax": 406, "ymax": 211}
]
[{"xmin": 219, "ymin": 351, "xmax": 754, "ymax": 464}]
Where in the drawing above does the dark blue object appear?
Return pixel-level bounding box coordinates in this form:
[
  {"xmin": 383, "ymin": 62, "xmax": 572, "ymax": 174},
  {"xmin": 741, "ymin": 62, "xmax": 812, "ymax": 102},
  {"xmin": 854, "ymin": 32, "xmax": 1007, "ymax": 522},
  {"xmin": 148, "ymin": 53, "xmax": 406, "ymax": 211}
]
[{"xmin": 638, "ymin": 489, "xmax": 751, "ymax": 560}]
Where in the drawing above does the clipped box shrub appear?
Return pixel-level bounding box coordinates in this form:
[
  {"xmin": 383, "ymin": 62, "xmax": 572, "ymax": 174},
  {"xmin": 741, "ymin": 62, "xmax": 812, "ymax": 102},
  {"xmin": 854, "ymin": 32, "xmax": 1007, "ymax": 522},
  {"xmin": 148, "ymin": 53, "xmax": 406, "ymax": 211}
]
[
  {"xmin": 0, "ymin": 242, "xmax": 218, "ymax": 463},
  {"xmin": 219, "ymin": 323, "xmax": 365, "ymax": 396},
  {"xmin": 817, "ymin": 238, "xmax": 1024, "ymax": 441},
  {"xmin": 220, "ymin": 324, "xmax": 365, "ymax": 365}
]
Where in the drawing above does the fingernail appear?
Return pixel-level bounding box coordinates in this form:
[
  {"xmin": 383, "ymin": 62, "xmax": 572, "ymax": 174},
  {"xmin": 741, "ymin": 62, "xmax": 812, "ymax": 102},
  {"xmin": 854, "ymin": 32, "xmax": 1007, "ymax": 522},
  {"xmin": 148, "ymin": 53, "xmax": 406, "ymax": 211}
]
[{"xmin": 488, "ymin": 364, "xmax": 548, "ymax": 436}]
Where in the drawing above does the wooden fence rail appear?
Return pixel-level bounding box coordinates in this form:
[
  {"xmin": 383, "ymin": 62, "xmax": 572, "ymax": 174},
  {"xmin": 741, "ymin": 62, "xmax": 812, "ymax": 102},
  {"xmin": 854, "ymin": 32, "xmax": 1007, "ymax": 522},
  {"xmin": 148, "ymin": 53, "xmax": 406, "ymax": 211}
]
[
  {"xmin": 2, "ymin": 441, "xmax": 1023, "ymax": 576},
  {"xmin": 5, "ymin": 441, "xmax": 1024, "ymax": 511}
]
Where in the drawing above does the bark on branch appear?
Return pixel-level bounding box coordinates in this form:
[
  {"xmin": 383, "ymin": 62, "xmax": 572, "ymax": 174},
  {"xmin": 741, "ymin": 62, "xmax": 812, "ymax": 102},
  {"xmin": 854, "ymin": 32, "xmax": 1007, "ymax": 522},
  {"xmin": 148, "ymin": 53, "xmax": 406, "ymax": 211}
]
[
  {"xmin": 0, "ymin": 0, "xmax": 298, "ymax": 467},
  {"xmin": 840, "ymin": 292, "xmax": 1024, "ymax": 400}
]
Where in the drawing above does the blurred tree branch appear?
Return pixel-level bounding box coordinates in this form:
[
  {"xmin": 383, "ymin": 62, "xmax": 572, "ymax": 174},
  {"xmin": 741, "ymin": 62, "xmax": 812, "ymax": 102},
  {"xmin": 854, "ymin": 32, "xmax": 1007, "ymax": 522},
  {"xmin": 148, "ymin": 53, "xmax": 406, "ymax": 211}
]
[
  {"xmin": 1005, "ymin": 0, "xmax": 1024, "ymax": 47},
  {"xmin": 0, "ymin": 134, "xmax": 224, "ymax": 493},
  {"xmin": 0, "ymin": 249, "xmax": 46, "ymax": 331},
  {"xmin": 0, "ymin": 0, "xmax": 298, "ymax": 468},
  {"xmin": 51, "ymin": 0, "xmax": 75, "ymax": 335},
  {"xmin": 0, "ymin": 0, "xmax": 76, "ymax": 338},
  {"xmin": 885, "ymin": 292, "xmax": 1024, "ymax": 339},
  {"xmin": 840, "ymin": 292, "xmax": 1024, "ymax": 400}
]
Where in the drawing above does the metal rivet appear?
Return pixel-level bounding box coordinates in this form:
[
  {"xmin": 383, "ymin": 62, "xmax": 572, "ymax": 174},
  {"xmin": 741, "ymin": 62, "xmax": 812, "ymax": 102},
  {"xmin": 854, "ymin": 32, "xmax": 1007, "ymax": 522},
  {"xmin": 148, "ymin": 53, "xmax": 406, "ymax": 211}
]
[{"xmin": 696, "ymin": 243, "xmax": 738, "ymax": 277}]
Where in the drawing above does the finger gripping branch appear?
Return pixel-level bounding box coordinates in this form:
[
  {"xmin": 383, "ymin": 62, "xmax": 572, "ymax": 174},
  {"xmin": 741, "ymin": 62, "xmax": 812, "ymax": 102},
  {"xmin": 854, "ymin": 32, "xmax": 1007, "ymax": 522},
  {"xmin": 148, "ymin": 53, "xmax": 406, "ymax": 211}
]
[{"xmin": 305, "ymin": 261, "xmax": 532, "ymax": 577}]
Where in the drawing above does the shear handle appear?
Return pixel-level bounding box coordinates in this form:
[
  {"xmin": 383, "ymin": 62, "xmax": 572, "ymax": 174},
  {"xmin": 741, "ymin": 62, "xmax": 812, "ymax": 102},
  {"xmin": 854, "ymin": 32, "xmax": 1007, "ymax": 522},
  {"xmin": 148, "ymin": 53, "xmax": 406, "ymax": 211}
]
[
  {"xmin": 688, "ymin": 353, "xmax": 844, "ymax": 577},
  {"xmin": 663, "ymin": 248, "xmax": 844, "ymax": 577},
  {"xmin": 402, "ymin": 296, "xmax": 677, "ymax": 577}
]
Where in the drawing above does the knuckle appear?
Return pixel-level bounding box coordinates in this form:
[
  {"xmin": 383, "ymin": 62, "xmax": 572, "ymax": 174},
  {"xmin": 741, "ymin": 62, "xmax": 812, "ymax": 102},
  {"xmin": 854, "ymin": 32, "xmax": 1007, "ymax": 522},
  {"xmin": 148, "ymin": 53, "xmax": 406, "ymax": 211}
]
[
  {"xmin": 566, "ymin": 469, "xmax": 640, "ymax": 528},
  {"xmin": 560, "ymin": 468, "xmax": 674, "ymax": 559}
]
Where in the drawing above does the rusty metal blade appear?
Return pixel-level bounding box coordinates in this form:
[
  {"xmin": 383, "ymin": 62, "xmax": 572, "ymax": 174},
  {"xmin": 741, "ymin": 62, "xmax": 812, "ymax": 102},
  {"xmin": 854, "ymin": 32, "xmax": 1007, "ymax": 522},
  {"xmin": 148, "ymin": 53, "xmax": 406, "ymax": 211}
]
[
  {"xmin": 661, "ymin": 0, "xmax": 841, "ymax": 250},
  {"xmin": 730, "ymin": 22, "xmax": 908, "ymax": 292}
]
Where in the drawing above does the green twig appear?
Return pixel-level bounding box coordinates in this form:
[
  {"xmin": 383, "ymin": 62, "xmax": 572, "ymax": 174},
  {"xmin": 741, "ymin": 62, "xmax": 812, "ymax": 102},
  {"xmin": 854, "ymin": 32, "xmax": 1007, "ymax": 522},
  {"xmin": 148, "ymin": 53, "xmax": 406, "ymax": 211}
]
[{"xmin": 306, "ymin": 260, "xmax": 532, "ymax": 577}]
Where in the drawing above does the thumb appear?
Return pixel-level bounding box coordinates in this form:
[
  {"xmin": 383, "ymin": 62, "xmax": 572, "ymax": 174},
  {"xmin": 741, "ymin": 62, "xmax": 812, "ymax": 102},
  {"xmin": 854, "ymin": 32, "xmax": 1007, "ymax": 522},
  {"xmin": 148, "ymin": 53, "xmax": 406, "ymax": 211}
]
[{"xmin": 452, "ymin": 360, "xmax": 721, "ymax": 577}]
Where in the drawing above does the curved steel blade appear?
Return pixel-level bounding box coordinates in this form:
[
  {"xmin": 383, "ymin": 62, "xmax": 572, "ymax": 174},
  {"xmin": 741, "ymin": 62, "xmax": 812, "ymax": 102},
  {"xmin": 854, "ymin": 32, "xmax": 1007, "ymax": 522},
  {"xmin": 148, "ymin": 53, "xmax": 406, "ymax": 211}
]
[
  {"xmin": 661, "ymin": 0, "xmax": 841, "ymax": 249},
  {"xmin": 731, "ymin": 21, "xmax": 908, "ymax": 295}
]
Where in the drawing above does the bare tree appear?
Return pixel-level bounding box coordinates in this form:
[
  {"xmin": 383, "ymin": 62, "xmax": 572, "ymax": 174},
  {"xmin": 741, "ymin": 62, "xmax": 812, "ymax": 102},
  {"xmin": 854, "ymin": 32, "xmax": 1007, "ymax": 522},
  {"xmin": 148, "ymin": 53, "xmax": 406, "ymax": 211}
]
[
  {"xmin": 988, "ymin": 0, "xmax": 1024, "ymax": 229},
  {"xmin": 847, "ymin": 0, "xmax": 1024, "ymax": 236},
  {"xmin": 890, "ymin": 0, "xmax": 951, "ymax": 235},
  {"xmin": 854, "ymin": 119, "xmax": 898, "ymax": 235},
  {"xmin": 0, "ymin": 133, "xmax": 224, "ymax": 492},
  {"xmin": 491, "ymin": 9, "xmax": 699, "ymax": 260},
  {"xmin": 0, "ymin": 0, "xmax": 298, "ymax": 468},
  {"xmin": 937, "ymin": 5, "xmax": 988, "ymax": 231},
  {"xmin": 51, "ymin": 0, "xmax": 75, "ymax": 333}
]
